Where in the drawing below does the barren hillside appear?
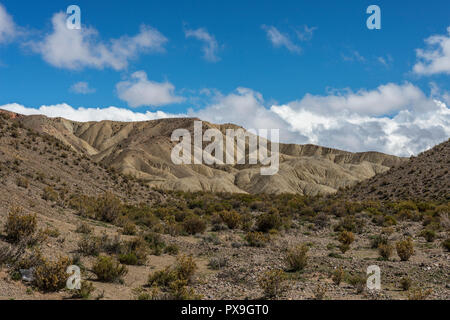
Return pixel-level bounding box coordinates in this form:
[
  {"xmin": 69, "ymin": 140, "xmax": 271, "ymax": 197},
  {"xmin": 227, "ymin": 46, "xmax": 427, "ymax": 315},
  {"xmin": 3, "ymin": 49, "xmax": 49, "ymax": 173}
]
[
  {"xmin": 13, "ymin": 111, "xmax": 406, "ymax": 195},
  {"xmin": 343, "ymin": 139, "xmax": 450, "ymax": 201}
]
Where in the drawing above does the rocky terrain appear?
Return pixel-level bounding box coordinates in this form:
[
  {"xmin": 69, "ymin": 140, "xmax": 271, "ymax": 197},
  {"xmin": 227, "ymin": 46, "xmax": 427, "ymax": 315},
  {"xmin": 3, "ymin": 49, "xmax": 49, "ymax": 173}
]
[
  {"xmin": 17, "ymin": 112, "xmax": 405, "ymax": 195},
  {"xmin": 344, "ymin": 138, "xmax": 450, "ymax": 201},
  {"xmin": 0, "ymin": 110, "xmax": 448, "ymax": 300}
]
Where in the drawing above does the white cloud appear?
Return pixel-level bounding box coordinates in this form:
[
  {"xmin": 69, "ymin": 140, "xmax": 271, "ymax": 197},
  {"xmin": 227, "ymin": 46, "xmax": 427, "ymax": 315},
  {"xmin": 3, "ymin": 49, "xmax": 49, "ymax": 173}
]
[
  {"xmin": 413, "ymin": 27, "xmax": 450, "ymax": 75},
  {"xmin": 184, "ymin": 27, "xmax": 220, "ymax": 62},
  {"xmin": 29, "ymin": 12, "xmax": 167, "ymax": 70},
  {"xmin": 0, "ymin": 103, "xmax": 183, "ymax": 122},
  {"xmin": 262, "ymin": 25, "xmax": 301, "ymax": 54},
  {"xmin": 116, "ymin": 71, "xmax": 184, "ymax": 107},
  {"xmin": 295, "ymin": 25, "xmax": 317, "ymax": 42},
  {"xmin": 70, "ymin": 81, "xmax": 96, "ymax": 94},
  {"xmin": 341, "ymin": 50, "xmax": 365, "ymax": 62},
  {"xmin": 0, "ymin": 4, "xmax": 16, "ymax": 43},
  {"xmin": 191, "ymin": 84, "xmax": 449, "ymax": 157},
  {"xmin": 1, "ymin": 83, "xmax": 449, "ymax": 157}
]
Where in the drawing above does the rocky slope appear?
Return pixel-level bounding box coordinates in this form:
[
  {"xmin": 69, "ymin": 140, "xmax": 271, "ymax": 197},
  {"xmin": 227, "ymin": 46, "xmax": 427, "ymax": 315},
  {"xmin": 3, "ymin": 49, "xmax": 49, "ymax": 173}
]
[
  {"xmin": 343, "ymin": 138, "xmax": 450, "ymax": 201},
  {"xmin": 10, "ymin": 111, "xmax": 406, "ymax": 195}
]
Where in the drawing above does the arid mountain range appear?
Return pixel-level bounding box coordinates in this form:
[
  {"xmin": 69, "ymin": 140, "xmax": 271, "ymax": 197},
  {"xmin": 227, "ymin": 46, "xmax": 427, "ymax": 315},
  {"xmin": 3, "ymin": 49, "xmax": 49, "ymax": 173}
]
[{"xmin": 10, "ymin": 110, "xmax": 406, "ymax": 195}]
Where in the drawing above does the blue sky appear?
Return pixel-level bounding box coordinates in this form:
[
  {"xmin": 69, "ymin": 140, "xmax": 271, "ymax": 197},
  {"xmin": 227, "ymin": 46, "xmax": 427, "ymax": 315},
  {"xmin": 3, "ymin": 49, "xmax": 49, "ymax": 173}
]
[{"xmin": 0, "ymin": 0, "xmax": 449, "ymax": 156}]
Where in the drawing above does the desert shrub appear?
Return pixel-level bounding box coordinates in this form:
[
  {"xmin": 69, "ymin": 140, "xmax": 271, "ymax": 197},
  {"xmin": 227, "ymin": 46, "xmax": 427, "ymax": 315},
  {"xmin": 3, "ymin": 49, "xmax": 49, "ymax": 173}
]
[
  {"xmin": 347, "ymin": 274, "xmax": 365, "ymax": 294},
  {"xmin": 369, "ymin": 234, "xmax": 388, "ymax": 249},
  {"xmin": 42, "ymin": 186, "xmax": 59, "ymax": 202},
  {"xmin": 400, "ymin": 277, "xmax": 412, "ymax": 291},
  {"xmin": 378, "ymin": 243, "xmax": 394, "ymax": 260},
  {"xmin": 94, "ymin": 192, "xmax": 123, "ymax": 223},
  {"xmin": 383, "ymin": 215, "xmax": 397, "ymax": 227},
  {"xmin": 119, "ymin": 237, "xmax": 148, "ymax": 265},
  {"xmin": 338, "ymin": 231, "xmax": 354, "ymax": 253},
  {"xmin": 284, "ymin": 244, "xmax": 308, "ymax": 272},
  {"xmin": 408, "ymin": 287, "xmax": 432, "ymax": 300},
  {"xmin": 92, "ymin": 255, "xmax": 128, "ymax": 283},
  {"xmin": 256, "ymin": 210, "xmax": 282, "ymax": 232},
  {"xmin": 183, "ymin": 215, "xmax": 206, "ymax": 235},
  {"xmin": 70, "ymin": 281, "xmax": 95, "ymax": 299},
  {"xmin": 334, "ymin": 215, "xmax": 364, "ymax": 233},
  {"xmin": 121, "ymin": 220, "xmax": 137, "ymax": 235},
  {"xmin": 164, "ymin": 244, "xmax": 179, "ymax": 255},
  {"xmin": 314, "ymin": 212, "xmax": 330, "ymax": 229},
  {"xmin": 75, "ymin": 222, "xmax": 92, "ymax": 234},
  {"xmin": 442, "ymin": 238, "xmax": 450, "ymax": 252},
  {"xmin": 4, "ymin": 207, "xmax": 37, "ymax": 243},
  {"xmin": 175, "ymin": 254, "xmax": 197, "ymax": 283},
  {"xmin": 33, "ymin": 256, "xmax": 71, "ymax": 292},
  {"xmin": 144, "ymin": 232, "xmax": 166, "ymax": 255},
  {"xmin": 332, "ymin": 267, "xmax": 345, "ymax": 285},
  {"xmin": 168, "ymin": 279, "xmax": 203, "ymax": 300},
  {"xmin": 43, "ymin": 227, "xmax": 60, "ymax": 238},
  {"xmin": 101, "ymin": 234, "xmax": 122, "ymax": 255},
  {"xmin": 396, "ymin": 238, "xmax": 414, "ymax": 261},
  {"xmin": 258, "ymin": 269, "xmax": 286, "ymax": 298},
  {"xmin": 220, "ymin": 210, "xmax": 241, "ymax": 229},
  {"xmin": 148, "ymin": 267, "xmax": 178, "ymax": 287},
  {"xmin": 419, "ymin": 229, "xmax": 436, "ymax": 242},
  {"xmin": 208, "ymin": 256, "xmax": 228, "ymax": 270},
  {"xmin": 147, "ymin": 255, "xmax": 200, "ymax": 300},
  {"xmin": 245, "ymin": 231, "xmax": 269, "ymax": 247},
  {"xmin": 16, "ymin": 176, "xmax": 29, "ymax": 188},
  {"xmin": 77, "ymin": 235, "xmax": 102, "ymax": 256}
]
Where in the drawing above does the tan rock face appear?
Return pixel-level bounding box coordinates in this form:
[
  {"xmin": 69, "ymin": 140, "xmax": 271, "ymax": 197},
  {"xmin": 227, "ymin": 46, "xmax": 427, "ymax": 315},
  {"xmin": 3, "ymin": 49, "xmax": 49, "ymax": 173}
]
[{"xmin": 18, "ymin": 114, "xmax": 406, "ymax": 195}]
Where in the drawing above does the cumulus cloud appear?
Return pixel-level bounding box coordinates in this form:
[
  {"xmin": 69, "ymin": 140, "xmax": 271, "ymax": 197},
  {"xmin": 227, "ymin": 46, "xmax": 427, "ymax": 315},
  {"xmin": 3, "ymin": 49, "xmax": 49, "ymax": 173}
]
[
  {"xmin": 0, "ymin": 4, "xmax": 16, "ymax": 43},
  {"xmin": 184, "ymin": 27, "xmax": 220, "ymax": 62},
  {"xmin": 29, "ymin": 12, "xmax": 167, "ymax": 70},
  {"xmin": 413, "ymin": 27, "xmax": 450, "ymax": 75},
  {"xmin": 1, "ymin": 83, "xmax": 449, "ymax": 157},
  {"xmin": 116, "ymin": 71, "xmax": 184, "ymax": 107},
  {"xmin": 70, "ymin": 81, "xmax": 96, "ymax": 94},
  {"xmin": 191, "ymin": 84, "xmax": 449, "ymax": 156},
  {"xmin": 0, "ymin": 103, "xmax": 183, "ymax": 122},
  {"xmin": 262, "ymin": 25, "xmax": 301, "ymax": 54},
  {"xmin": 270, "ymin": 85, "xmax": 449, "ymax": 156}
]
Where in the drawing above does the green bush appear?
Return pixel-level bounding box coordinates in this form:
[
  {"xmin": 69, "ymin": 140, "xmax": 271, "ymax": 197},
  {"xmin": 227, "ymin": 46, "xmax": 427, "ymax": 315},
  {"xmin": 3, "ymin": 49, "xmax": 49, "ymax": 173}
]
[
  {"xmin": 378, "ymin": 243, "xmax": 393, "ymax": 260},
  {"xmin": 331, "ymin": 267, "xmax": 345, "ymax": 285},
  {"xmin": 119, "ymin": 237, "xmax": 148, "ymax": 265},
  {"xmin": 183, "ymin": 215, "xmax": 206, "ymax": 235},
  {"xmin": 4, "ymin": 207, "xmax": 37, "ymax": 243},
  {"xmin": 258, "ymin": 269, "xmax": 286, "ymax": 298},
  {"xmin": 220, "ymin": 210, "xmax": 241, "ymax": 229},
  {"xmin": 42, "ymin": 186, "xmax": 59, "ymax": 202},
  {"xmin": 419, "ymin": 229, "xmax": 436, "ymax": 242},
  {"xmin": 285, "ymin": 244, "xmax": 308, "ymax": 272},
  {"xmin": 33, "ymin": 256, "xmax": 71, "ymax": 292},
  {"xmin": 92, "ymin": 255, "xmax": 128, "ymax": 283},
  {"xmin": 245, "ymin": 231, "xmax": 269, "ymax": 247},
  {"xmin": 396, "ymin": 238, "xmax": 414, "ymax": 261},
  {"xmin": 77, "ymin": 235, "xmax": 102, "ymax": 256},
  {"xmin": 144, "ymin": 232, "xmax": 166, "ymax": 255},
  {"xmin": 400, "ymin": 277, "xmax": 412, "ymax": 291},
  {"xmin": 256, "ymin": 211, "xmax": 282, "ymax": 232},
  {"xmin": 338, "ymin": 231, "xmax": 354, "ymax": 253}
]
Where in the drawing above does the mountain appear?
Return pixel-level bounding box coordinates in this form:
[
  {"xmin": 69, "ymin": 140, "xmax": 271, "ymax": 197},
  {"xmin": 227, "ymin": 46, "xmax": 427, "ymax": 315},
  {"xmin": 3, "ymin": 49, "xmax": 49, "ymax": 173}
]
[
  {"xmin": 3, "ymin": 110, "xmax": 406, "ymax": 195},
  {"xmin": 343, "ymin": 138, "xmax": 450, "ymax": 201}
]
